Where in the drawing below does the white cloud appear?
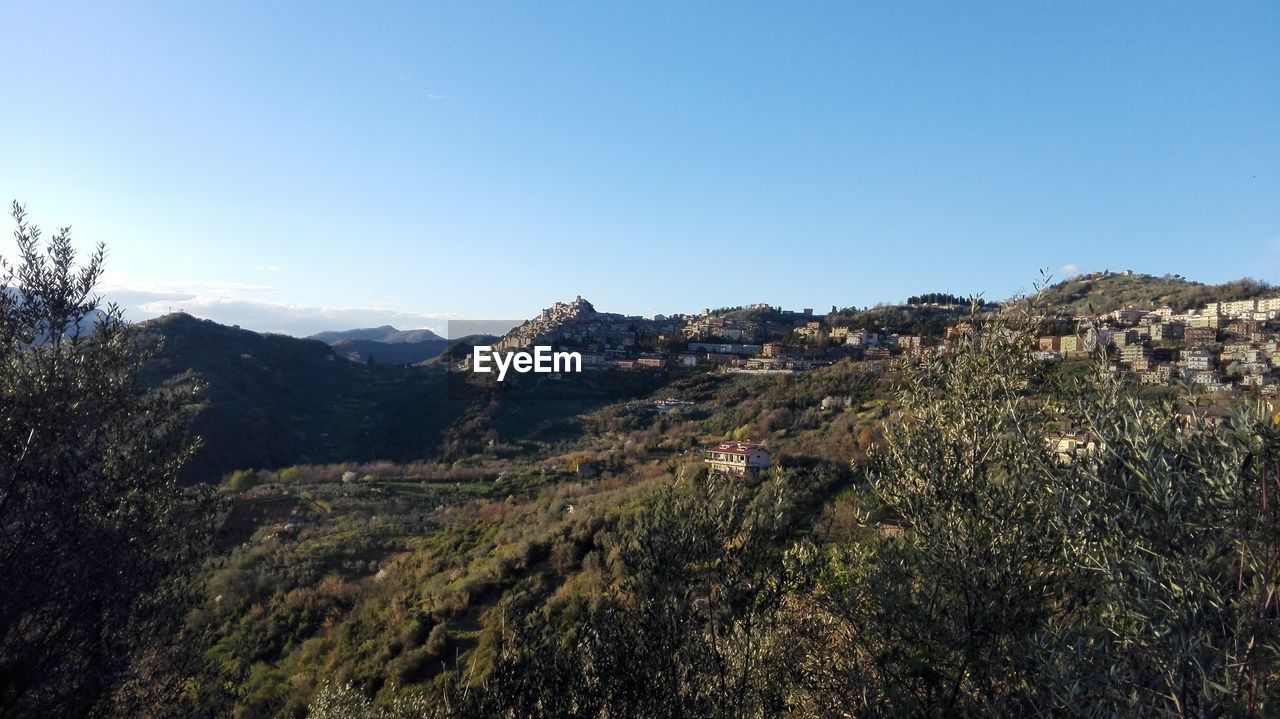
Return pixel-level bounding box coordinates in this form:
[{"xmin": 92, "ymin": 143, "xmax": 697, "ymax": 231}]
[
  {"xmin": 132, "ymin": 295, "xmax": 453, "ymax": 337},
  {"xmin": 97, "ymin": 274, "xmax": 449, "ymax": 336},
  {"xmin": 1059, "ymin": 263, "xmax": 1083, "ymax": 278}
]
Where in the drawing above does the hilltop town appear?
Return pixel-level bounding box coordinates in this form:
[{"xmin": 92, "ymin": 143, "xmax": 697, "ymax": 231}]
[{"xmin": 482, "ymin": 273, "xmax": 1279, "ymax": 397}]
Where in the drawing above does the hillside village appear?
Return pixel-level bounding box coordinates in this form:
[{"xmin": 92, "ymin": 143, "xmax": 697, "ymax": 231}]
[
  {"xmin": 1037, "ymin": 294, "xmax": 1280, "ymax": 395},
  {"xmin": 481, "ymin": 276, "xmax": 1280, "ymax": 397}
]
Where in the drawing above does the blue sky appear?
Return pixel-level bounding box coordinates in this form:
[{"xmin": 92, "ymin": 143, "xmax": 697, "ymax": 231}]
[{"xmin": 1, "ymin": 2, "xmax": 1276, "ymax": 336}]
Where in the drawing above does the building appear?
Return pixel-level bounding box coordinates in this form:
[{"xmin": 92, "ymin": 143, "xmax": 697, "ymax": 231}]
[
  {"xmin": 1225, "ymin": 320, "xmax": 1265, "ymax": 342},
  {"xmin": 1186, "ymin": 370, "xmax": 1227, "ymax": 392},
  {"xmin": 1110, "ymin": 329, "xmax": 1141, "ymax": 348},
  {"xmin": 704, "ymin": 441, "xmax": 773, "ymax": 476},
  {"xmin": 1185, "ymin": 327, "xmax": 1218, "ymax": 347},
  {"xmin": 1140, "ymin": 365, "xmax": 1174, "ymax": 385},
  {"xmin": 1149, "ymin": 321, "xmax": 1184, "ymax": 343},
  {"xmin": 1176, "ymin": 405, "xmax": 1232, "ymax": 430},
  {"xmin": 1185, "ymin": 313, "xmax": 1224, "ymax": 329},
  {"xmin": 845, "ymin": 329, "xmax": 880, "ymax": 347},
  {"xmin": 1183, "ymin": 348, "xmax": 1215, "ymax": 372},
  {"xmin": 687, "ymin": 342, "xmax": 762, "ymax": 356},
  {"xmin": 794, "ymin": 321, "xmax": 827, "ymax": 341},
  {"xmin": 1046, "ymin": 432, "xmax": 1099, "ymax": 466},
  {"xmin": 1222, "ymin": 343, "xmax": 1261, "ymax": 363},
  {"xmin": 1111, "ymin": 307, "xmax": 1147, "ymax": 326},
  {"xmin": 1120, "ymin": 343, "xmax": 1152, "ymax": 371},
  {"xmin": 896, "ymin": 335, "xmax": 924, "ymax": 352},
  {"xmin": 1221, "ymin": 299, "xmax": 1259, "ymax": 317}
]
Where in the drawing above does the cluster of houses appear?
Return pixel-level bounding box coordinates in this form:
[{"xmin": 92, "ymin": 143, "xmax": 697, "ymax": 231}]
[
  {"xmin": 487, "ymin": 294, "xmax": 1280, "ymax": 396},
  {"xmin": 492, "ymin": 298, "xmax": 867, "ymax": 372},
  {"xmin": 1035, "ymin": 296, "xmax": 1280, "ymax": 395}
]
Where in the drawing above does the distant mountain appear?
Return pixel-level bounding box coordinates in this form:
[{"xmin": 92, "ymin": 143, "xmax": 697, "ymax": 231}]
[
  {"xmin": 305, "ymin": 325, "xmax": 451, "ymax": 365},
  {"xmin": 308, "ymin": 325, "xmax": 444, "ymax": 344}
]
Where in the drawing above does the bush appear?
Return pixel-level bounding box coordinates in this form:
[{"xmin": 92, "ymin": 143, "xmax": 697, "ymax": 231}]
[{"xmin": 228, "ymin": 469, "xmax": 261, "ymax": 491}]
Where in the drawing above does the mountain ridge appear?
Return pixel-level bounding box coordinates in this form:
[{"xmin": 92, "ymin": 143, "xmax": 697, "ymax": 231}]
[{"xmin": 308, "ymin": 325, "xmax": 444, "ymax": 344}]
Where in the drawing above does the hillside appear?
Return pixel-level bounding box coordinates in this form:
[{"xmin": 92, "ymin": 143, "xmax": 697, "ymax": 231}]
[
  {"xmin": 329, "ymin": 337, "xmax": 450, "ymax": 365},
  {"xmin": 153, "ymin": 358, "xmax": 886, "ymax": 717},
  {"xmin": 139, "ymin": 314, "xmax": 469, "ymax": 482},
  {"xmin": 1032, "ymin": 271, "xmax": 1271, "ymax": 315},
  {"xmin": 417, "ymin": 333, "xmax": 501, "ymax": 366}
]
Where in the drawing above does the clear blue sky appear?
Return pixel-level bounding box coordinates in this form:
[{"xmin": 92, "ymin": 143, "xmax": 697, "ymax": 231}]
[{"xmin": 1, "ymin": 2, "xmax": 1277, "ymax": 336}]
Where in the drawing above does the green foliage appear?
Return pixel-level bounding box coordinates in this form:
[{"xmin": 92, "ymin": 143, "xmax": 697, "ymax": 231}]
[
  {"xmin": 0, "ymin": 202, "xmax": 216, "ymax": 717},
  {"xmin": 454, "ymin": 471, "xmax": 829, "ymax": 718}
]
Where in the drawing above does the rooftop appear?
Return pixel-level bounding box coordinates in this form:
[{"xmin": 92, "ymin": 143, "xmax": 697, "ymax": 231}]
[{"xmin": 709, "ymin": 441, "xmax": 771, "ymax": 455}]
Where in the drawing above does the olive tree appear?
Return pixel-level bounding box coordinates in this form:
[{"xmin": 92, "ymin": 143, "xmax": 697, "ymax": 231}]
[{"xmin": 0, "ymin": 202, "xmax": 216, "ymax": 717}]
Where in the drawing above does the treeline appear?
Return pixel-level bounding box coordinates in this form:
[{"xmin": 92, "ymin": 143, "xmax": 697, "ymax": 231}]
[{"xmin": 905, "ymin": 291, "xmax": 984, "ymax": 306}]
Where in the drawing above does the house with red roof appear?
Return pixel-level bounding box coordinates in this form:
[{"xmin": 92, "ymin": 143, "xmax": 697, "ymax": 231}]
[{"xmin": 704, "ymin": 440, "xmax": 772, "ymax": 477}]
